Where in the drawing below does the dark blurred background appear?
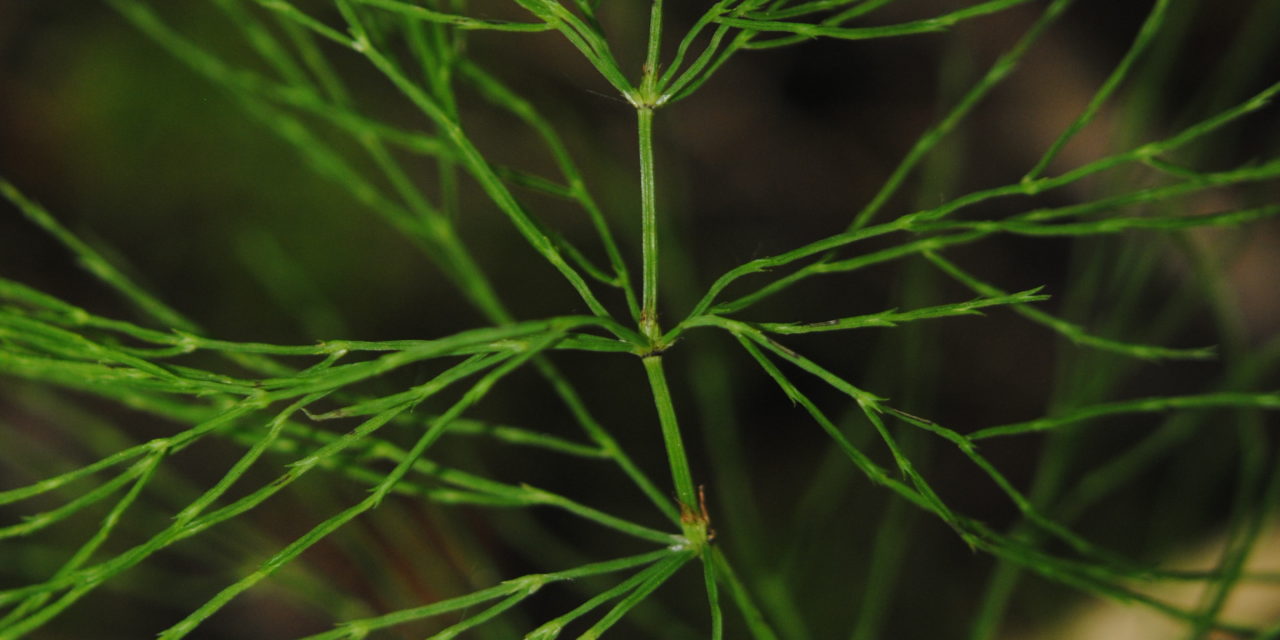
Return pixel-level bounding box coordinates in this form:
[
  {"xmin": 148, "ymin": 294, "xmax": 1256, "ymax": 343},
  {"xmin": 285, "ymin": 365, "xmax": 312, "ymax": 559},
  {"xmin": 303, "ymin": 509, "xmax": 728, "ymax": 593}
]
[{"xmin": 2, "ymin": 1, "xmax": 1278, "ymax": 638}]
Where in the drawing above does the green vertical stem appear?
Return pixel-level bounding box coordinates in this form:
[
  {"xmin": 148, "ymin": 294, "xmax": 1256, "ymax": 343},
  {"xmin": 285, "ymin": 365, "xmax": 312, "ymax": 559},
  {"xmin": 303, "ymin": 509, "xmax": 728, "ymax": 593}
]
[
  {"xmin": 642, "ymin": 356, "xmax": 698, "ymax": 527},
  {"xmin": 638, "ymin": 0, "xmax": 664, "ymax": 341},
  {"xmin": 638, "ymin": 107, "xmax": 660, "ymax": 342}
]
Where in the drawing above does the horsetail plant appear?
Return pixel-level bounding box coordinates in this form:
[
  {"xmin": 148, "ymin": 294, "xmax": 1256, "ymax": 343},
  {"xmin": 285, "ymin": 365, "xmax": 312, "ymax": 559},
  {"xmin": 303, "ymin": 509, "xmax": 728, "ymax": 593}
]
[{"xmin": 2, "ymin": 0, "xmax": 1279, "ymax": 638}]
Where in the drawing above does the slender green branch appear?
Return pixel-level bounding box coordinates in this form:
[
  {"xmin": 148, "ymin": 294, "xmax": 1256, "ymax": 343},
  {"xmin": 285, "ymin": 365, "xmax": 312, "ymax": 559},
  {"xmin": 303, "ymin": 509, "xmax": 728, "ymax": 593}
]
[
  {"xmin": 512, "ymin": 0, "xmax": 635, "ymax": 99},
  {"xmin": 444, "ymin": 418, "xmax": 606, "ymax": 458},
  {"xmin": 748, "ymin": 0, "xmax": 890, "ymax": 22},
  {"xmin": 971, "ymin": 392, "xmax": 1280, "ymax": 440},
  {"xmin": 333, "ymin": 1, "xmax": 615, "ymax": 321},
  {"xmin": 155, "ymin": 333, "xmax": 561, "ymax": 639},
  {"xmin": 0, "ymin": 282, "xmax": 643, "ymax": 356},
  {"xmin": 305, "ymin": 549, "xmax": 677, "ymax": 640},
  {"xmin": 925, "ymin": 251, "xmax": 1217, "ymax": 360},
  {"xmin": 0, "ymin": 451, "xmax": 161, "ymax": 628},
  {"xmin": 0, "ymin": 438, "xmax": 152, "ymax": 507},
  {"xmin": 134, "ymin": 0, "xmax": 679, "ymax": 527},
  {"xmin": 524, "ymin": 552, "xmax": 687, "ymax": 639},
  {"xmin": 720, "ymin": 329, "xmax": 935, "ymax": 515},
  {"xmin": 704, "ymin": 553, "xmax": 724, "ymax": 640},
  {"xmin": 756, "ymin": 288, "xmax": 1049, "ymax": 334},
  {"xmin": 850, "ymin": 0, "xmax": 1074, "ymax": 230},
  {"xmin": 665, "ymin": 29, "xmax": 754, "ymax": 105},
  {"xmin": 350, "ymin": 0, "xmax": 554, "ymax": 31},
  {"xmin": 723, "ymin": 0, "xmax": 1036, "ymax": 44},
  {"xmin": 673, "ymin": 83, "xmax": 1280, "ymax": 329},
  {"xmin": 210, "ymin": 414, "xmax": 674, "ymax": 545},
  {"xmin": 676, "ymin": 217, "xmax": 911, "ymax": 328},
  {"xmin": 533, "ymin": 357, "xmax": 680, "ymax": 522},
  {"xmin": 459, "ymin": 61, "xmax": 641, "ymax": 321},
  {"xmin": 644, "ymin": 0, "xmax": 665, "ymax": 96},
  {"xmin": 713, "ymin": 230, "xmax": 989, "ymax": 317},
  {"xmin": 919, "ymin": 204, "xmax": 1280, "ymax": 237},
  {"xmin": 1023, "ymin": 0, "xmax": 1170, "ymax": 182},
  {"xmin": 0, "ymin": 179, "xmax": 194, "ymax": 333},
  {"xmin": 579, "ymin": 551, "xmax": 695, "ymax": 639},
  {"xmin": 0, "ymin": 455, "xmax": 150, "ymax": 541},
  {"xmin": 712, "ymin": 548, "xmax": 780, "ymax": 640},
  {"xmin": 246, "ymin": 0, "xmax": 355, "ymax": 48},
  {"xmin": 659, "ymin": 0, "xmax": 734, "ymax": 90}
]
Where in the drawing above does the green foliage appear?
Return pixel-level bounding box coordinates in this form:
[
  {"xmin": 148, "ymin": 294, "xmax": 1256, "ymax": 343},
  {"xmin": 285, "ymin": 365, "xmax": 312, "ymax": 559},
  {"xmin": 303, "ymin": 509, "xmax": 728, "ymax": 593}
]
[{"xmin": 2, "ymin": 0, "xmax": 1279, "ymax": 638}]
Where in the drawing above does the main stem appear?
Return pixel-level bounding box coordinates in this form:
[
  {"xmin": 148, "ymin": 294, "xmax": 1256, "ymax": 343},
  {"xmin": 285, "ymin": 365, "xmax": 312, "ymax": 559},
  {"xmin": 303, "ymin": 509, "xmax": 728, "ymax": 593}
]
[
  {"xmin": 638, "ymin": 106, "xmax": 660, "ymax": 343},
  {"xmin": 643, "ymin": 356, "xmax": 704, "ymax": 548}
]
